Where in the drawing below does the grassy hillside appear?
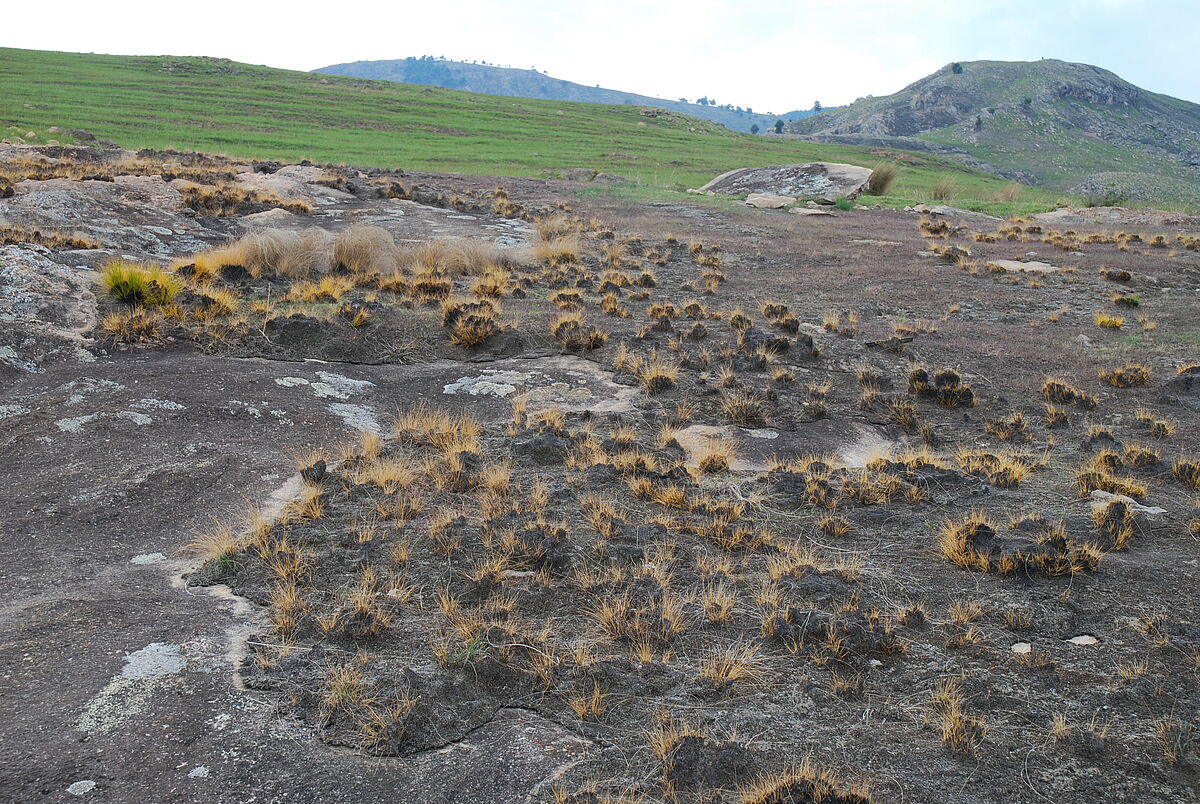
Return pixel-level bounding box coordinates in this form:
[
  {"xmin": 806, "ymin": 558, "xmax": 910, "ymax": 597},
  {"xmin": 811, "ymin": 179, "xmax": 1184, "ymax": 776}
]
[
  {"xmin": 0, "ymin": 48, "xmax": 1065, "ymax": 213},
  {"xmin": 314, "ymin": 57, "xmax": 821, "ymax": 135},
  {"xmin": 792, "ymin": 59, "xmax": 1200, "ymax": 205}
]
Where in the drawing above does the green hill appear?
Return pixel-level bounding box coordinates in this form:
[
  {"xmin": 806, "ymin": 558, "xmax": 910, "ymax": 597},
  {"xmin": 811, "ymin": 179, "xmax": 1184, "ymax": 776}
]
[
  {"xmin": 0, "ymin": 47, "xmax": 1062, "ymax": 213},
  {"xmin": 790, "ymin": 59, "xmax": 1200, "ymax": 204},
  {"xmin": 314, "ymin": 56, "xmax": 822, "ymax": 134}
]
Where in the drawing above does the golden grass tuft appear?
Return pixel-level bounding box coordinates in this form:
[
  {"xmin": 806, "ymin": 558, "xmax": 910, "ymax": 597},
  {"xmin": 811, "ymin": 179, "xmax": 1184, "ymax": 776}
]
[
  {"xmin": 333, "ymin": 224, "xmax": 397, "ymax": 275},
  {"xmin": 695, "ymin": 436, "xmax": 736, "ymax": 474},
  {"xmin": 638, "ymin": 355, "xmax": 679, "ymax": 394},
  {"xmin": 738, "ymin": 758, "xmax": 872, "ymax": 804},
  {"xmin": 698, "ymin": 641, "xmax": 769, "ymax": 688},
  {"xmin": 1042, "ymin": 377, "xmax": 1097, "ymax": 409},
  {"xmin": 928, "ymin": 679, "xmax": 987, "ymax": 756},
  {"xmin": 0, "ymin": 224, "xmax": 100, "ymax": 250},
  {"xmin": 401, "ymin": 237, "xmax": 507, "ymax": 276},
  {"xmin": 100, "ymin": 307, "xmax": 161, "ymax": 341}
]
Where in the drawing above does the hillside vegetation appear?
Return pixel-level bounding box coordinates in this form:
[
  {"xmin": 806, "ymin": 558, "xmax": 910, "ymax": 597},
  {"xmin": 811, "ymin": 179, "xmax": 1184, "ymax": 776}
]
[
  {"xmin": 791, "ymin": 59, "xmax": 1200, "ymax": 205},
  {"xmin": 315, "ymin": 56, "xmax": 822, "ymax": 134},
  {"xmin": 1, "ymin": 47, "xmax": 1063, "ymax": 213}
]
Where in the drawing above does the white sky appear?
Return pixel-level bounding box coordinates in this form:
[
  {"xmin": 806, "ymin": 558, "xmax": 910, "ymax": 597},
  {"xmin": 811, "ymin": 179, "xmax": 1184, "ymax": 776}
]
[{"xmin": 5, "ymin": 0, "xmax": 1198, "ymax": 113}]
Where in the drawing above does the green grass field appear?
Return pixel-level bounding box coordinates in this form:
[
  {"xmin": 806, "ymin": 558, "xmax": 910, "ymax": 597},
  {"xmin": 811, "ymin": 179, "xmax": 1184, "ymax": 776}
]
[{"xmin": 0, "ymin": 47, "xmax": 1069, "ymax": 214}]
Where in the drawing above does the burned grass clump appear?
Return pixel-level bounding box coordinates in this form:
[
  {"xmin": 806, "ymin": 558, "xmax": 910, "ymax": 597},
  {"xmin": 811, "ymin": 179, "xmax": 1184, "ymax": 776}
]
[
  {"xmin": 1042, "ymin": 377, "xmax": 1098, "ymax": 409},
  {"xmin": 938, "ymin": 512, "xmax": 1102, "ymax": 576},
  {"xmin": 181, "ymin": 182, "xmax": 312, "ymax": 217},
  {"xmin": 1099, "ymin": 363, "xmax": 1151, "ymax": 388},
  {"xmin": 552, "ymin": 313, "xmax": 607, "ymax": 351},
  {"xmin": 908, "ymin": 366, "xmax": 975, "ymax": 407}
]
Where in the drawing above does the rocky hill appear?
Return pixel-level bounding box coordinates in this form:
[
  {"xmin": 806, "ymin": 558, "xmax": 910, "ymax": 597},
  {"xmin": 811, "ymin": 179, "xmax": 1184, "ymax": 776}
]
[
  {"xmin": 789, "ymin": 59, "xmax": 1200, "ymax": 203},
  {"xmin": 314, "ymin": 56, "xmax": 821, "ymax": 134}
]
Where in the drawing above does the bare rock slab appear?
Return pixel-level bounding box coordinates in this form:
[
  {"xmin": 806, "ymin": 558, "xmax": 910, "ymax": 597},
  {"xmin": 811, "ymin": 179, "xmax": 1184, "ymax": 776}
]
[
  {"xmin": 744, "ymin": 192, "xmax": 796, "ymax": 209},
  {"xmin": 414, "ymin": 708, "xmax": 595, "ymax": 802},
  {"xmin": 696, "ymin": 162, "xmax": 872, "ymax": 202}
]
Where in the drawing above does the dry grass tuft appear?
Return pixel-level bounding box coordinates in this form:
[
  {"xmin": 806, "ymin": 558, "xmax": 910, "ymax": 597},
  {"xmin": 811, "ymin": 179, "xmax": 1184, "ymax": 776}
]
[
  {"xmin": 333, "ymin": 224, "xmax": 397, "ymax": 275},
  {"xmin": 180, "ymin": 182, "xmax": 311, "ymax": 217},
  {"xmin": 865, "ymin": 163, "xmax": 898, "ymax": 196},
  {"xmin": 695, "ymin": 435, "xmax": 736, "ymax": 474},
  {"xmin": 1099, "ymin": 363, "xmax": 1150, "ymax": 387},
  {"xmin": 552, "ymin": 313, "xmax": 607, "ymax": 351},
  {"xmin": 698, "ymin": 640, "xmax": 769, "ymax": 687},
  {"xmin": 927, "ymin": 679, "xmax": 987, "ymax": 756},
  {"xmin": 0, "ymin": 224, "xmax": 99, "ymax": 250}
]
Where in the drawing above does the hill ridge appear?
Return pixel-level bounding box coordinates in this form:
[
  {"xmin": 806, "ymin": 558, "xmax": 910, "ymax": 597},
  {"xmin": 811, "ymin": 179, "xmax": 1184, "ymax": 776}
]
[
  {"xmin": 788, "ymin": 58, "xmax": 1200, "ymax": 203},
  {"xmin": 313, "ymin": 56, "xmax": 821, "ymax": 134}
]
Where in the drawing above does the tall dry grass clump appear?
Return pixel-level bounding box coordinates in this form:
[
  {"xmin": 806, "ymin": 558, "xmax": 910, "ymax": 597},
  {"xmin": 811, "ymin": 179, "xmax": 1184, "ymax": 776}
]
[
  {"xmin": 532, "ymin": 214, "xmax": 583, "ymax": 266},
  {"xmin": 334, "ymin": 224, "xmax": 397, "ymax": 275},
  {"xmin": 930, "ymin": 177, "xmax": 957, "ymax": 202},
  {"xmin": 991, "ymin": 183, "xmax": 1023, "ymax": 203},
  {"xmin": 865, "ymin": 163, "xmax": 898, "ymax": 196},
  {"xmin": 187, "ymin": 228, "xmax": 336, "ymax": 279},
  {"xmin": 400, "ymin": 238, "xmax": 507, "ymax": 276}
]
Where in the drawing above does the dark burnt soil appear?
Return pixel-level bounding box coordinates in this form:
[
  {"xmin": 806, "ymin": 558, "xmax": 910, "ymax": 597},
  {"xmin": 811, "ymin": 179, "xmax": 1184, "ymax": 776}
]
[{"xmin": 3, "ymin": 145, "xmax": 1199, "ymax": 802}]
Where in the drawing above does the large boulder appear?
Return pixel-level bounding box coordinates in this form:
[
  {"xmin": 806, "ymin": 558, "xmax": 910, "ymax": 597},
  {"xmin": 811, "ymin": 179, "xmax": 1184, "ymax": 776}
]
[{"xmin": 695, "ymin": 162, "xmax": 873, "ymax": 202}]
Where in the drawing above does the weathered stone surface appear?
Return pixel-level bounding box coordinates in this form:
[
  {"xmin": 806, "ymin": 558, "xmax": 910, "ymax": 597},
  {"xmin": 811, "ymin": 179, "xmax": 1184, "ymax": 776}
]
[
  {"xmin": 745, "ymin": 192, "xmax": 795, "ymax": 209},
  {"xmin": 695, "ymin": 162, "xmax": 873, "ymax": 201},
  {"xmin": 910, "ymin": 204, "xmax": 1006, "ymax": 225},
  {"xmin": 0, "ymin": 245, "xmax": 97, "ymax": 375},
  {"xmin": 1088, "ymin": 490, "xmax": 1167, "ymax": 521}
]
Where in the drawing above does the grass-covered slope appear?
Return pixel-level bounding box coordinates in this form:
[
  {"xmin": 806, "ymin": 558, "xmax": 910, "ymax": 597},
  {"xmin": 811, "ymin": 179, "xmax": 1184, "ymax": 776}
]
[
  {"xmin": 314, "ymin": 56, "xmax": 822, "ymax": 135},
  {"xmin": 0, "ymin": 47, "xmax": 1063, "ymax": 212}
]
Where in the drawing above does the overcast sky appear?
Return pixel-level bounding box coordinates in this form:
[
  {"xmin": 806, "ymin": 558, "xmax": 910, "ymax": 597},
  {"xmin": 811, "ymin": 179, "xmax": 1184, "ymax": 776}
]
[{"xmin": 6, "ymin": 0, "xmax": 1198, "ymax": 113}]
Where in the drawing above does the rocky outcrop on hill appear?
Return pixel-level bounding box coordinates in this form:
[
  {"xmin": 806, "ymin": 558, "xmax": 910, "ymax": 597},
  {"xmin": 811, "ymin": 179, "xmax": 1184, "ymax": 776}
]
[{"xmin": 788, "ymin": 59, "xmax": 1200, "ymax": 202}]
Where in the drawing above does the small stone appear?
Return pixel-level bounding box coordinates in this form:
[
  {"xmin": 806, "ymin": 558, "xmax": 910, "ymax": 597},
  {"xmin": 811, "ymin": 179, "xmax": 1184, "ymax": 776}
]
[
  {"xmin": 1011, "ymin": 642, "xmax": 1032, "ymax": 654},
  {"xmin": 745, "ymin": 429, "xmax": 779, "ymax": 439},
  {"xmin": 1067, "ymin": 634, "xmax": 1099, "ymax": 646},
  {"xmin": 67, "ymin": 781, "xmax": 96, "ymax": 796},
  {"xmin": 187, "ymin": 766, "xmax": 209, "ymax": 779}
]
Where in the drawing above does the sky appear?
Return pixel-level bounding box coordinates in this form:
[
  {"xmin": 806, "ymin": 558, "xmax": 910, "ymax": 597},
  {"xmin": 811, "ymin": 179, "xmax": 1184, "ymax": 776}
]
[{"xmin": 5, "ymin": 0, "xmax": 1198, "ymax": 113}]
